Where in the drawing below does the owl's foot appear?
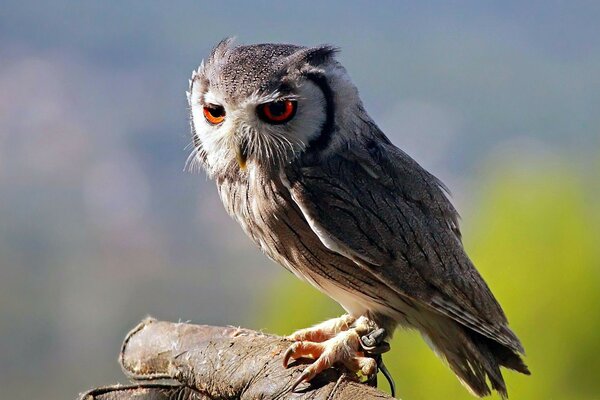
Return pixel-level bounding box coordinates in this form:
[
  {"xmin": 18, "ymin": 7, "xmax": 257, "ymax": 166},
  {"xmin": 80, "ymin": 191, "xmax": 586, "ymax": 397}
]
[
  {"xmin": 283, "ymin": 316, "xmax": 387, "ymax": 392},
  {"xmin": 286, "ymin": 314, "xmax": 356, "ymax": 342}
]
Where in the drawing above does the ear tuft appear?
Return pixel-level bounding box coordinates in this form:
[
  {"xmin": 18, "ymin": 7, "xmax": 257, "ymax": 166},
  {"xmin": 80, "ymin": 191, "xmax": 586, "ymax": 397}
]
[
  {"xmin": 284, "ymin": 45, "xmax": 339, "ymax": 71},
  {"xmin": 303, "ymin": 45, "xmax": 339, "ymax": 65},
  {"xmin": 209, "ymin": 37, "xmax": 236, "ymax": 62}
]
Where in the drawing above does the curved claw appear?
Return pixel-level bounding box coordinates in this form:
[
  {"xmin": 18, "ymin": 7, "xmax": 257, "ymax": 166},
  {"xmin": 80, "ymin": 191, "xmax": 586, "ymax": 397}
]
[
  {"xmin": 290, "ymin": 368, "xmax": 313, "ymax": 392},
  {"xmin": 289, "ymin": 355, "xmax": 330, "ymax": 392},
  {"xmin": 283, "ymin": 341, "xmax": 323, "ymax": 368},
  {"xmin": 283, "ymin": 344, "xmax": 295, "ymax": 368}
]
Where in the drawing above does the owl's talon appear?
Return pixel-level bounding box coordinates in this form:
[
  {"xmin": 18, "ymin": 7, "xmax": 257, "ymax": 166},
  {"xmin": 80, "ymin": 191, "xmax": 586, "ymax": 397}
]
[
  {"xmin": 342, "ymin": 355, "xmax": 378, "ymax": 377},
  {"xmin": 284, "ymin": 318, "xmax": 381, "ymax": 392},
  {"xmin": 290, "ymin": 368, "xmax": 315, "ymax": 392},
  {"xmin": 283, "ymin": 341, "xmax": 324, "ymax": 368},
  {"xmin": 283, "ymin": 345, "xmax": 294, "ymax": 368},
  {"xmin": 287, "ymin": 314, "xmax": 356, "ymax": 342}
]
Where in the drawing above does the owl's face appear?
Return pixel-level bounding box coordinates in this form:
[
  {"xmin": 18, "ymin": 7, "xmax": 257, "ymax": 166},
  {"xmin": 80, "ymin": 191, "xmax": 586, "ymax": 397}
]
[{"xmin": 188, "ymin": 40, "xmax": 355, "ymax": 178}]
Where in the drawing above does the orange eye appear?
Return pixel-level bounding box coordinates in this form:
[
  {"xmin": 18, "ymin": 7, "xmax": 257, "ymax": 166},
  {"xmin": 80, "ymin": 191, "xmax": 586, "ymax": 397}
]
[
  {"xmin": 203, "ymin": 104, "xmax": 226, "ymax": 125},
  {"xmin": 257, "ymin": 100, "xmax": 297, "ymax": 124}
]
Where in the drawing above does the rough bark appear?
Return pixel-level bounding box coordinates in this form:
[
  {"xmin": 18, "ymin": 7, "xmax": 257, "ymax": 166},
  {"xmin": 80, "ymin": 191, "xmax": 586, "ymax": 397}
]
[{"xmin": 78, "ymin": 318, "xmax": 394, "ymax": 400}]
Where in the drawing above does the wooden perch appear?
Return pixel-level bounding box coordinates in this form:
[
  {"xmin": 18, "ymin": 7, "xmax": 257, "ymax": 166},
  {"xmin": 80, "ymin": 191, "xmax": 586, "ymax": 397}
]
[{"xmin": 78, "ymin": 318, "xmax": 394, "ymax": 400}]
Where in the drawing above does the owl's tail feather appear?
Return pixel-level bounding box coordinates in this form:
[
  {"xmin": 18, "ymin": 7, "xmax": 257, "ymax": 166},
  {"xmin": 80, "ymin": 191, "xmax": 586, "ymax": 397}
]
[{"xmin": 424, "ymin": 319, "xmax": 530, "ymax": 398}]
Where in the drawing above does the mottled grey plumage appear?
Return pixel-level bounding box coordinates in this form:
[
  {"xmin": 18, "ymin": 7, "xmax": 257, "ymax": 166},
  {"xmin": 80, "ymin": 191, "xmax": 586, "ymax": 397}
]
[{"xmin": 188, "ymin": 39, "xmax": 529, "ymax": 398}]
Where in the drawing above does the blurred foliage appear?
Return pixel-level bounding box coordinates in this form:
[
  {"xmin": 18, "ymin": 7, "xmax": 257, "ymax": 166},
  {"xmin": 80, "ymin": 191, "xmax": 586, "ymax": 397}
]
[{"xmin": 258, "ymin": 160, "xmax": 600, "ymax": 399}]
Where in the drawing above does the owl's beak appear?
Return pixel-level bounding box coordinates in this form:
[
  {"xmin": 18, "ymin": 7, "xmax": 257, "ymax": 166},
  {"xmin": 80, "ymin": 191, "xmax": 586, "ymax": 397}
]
[{"xmin": 235, "ymin": 140, "xmax": 248, "ymax": 170}]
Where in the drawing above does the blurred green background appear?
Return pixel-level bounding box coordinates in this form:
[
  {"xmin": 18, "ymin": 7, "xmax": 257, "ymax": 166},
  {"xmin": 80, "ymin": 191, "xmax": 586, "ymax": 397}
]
[{"xmin": 1, "ymin": 1, "xmax": 599, "ymax": 399}]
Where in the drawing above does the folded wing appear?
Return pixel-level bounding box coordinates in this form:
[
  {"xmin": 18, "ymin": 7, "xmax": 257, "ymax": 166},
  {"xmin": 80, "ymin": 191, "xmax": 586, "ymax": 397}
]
[{"xmin": 284, "ymin": 139, "xmax": 524, "ymax": 354}]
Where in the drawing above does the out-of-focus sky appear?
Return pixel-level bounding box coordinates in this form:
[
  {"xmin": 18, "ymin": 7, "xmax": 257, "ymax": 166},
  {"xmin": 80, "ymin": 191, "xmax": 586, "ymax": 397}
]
[{"xmin": 0, "ymin": 2, "xmax": 599, "ymax": 399}]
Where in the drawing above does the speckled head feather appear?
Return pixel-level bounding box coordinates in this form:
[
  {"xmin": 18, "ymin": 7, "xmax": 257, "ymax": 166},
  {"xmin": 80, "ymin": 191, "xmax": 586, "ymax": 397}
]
[{"xmin": 195, "ymin": 38, "xmax": 338, "ymax": 101}]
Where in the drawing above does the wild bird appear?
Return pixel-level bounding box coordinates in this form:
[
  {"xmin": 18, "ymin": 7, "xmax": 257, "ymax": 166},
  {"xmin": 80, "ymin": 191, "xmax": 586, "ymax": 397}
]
[{"xmin": 187, "ymin": 39, "xmax": 529, "ymax": 398}]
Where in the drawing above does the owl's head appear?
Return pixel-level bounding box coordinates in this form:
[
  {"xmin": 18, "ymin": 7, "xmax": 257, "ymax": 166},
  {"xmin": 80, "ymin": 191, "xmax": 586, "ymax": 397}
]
[{"xmin": 188, "ymin": 39, "xmax": 361, "ymax": 178}]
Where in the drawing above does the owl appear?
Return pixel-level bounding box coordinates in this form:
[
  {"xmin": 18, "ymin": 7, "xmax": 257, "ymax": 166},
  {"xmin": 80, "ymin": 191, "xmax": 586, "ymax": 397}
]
[{"xmin": 187, "ymin": 39, "xmax": 529, "ymax": 398}]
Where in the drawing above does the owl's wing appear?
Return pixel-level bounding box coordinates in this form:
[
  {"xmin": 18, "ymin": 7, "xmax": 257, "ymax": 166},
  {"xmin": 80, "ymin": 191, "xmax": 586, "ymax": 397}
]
[{"xmin": 284, "ymin": 139, "xmax": 523, "ymax": 353}]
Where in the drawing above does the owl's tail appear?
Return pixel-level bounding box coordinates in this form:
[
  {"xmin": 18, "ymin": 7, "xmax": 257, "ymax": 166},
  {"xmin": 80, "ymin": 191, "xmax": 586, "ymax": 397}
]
[{"xmin": 423, "ymin": 317, "xmax": 530, "ymax": 398}]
